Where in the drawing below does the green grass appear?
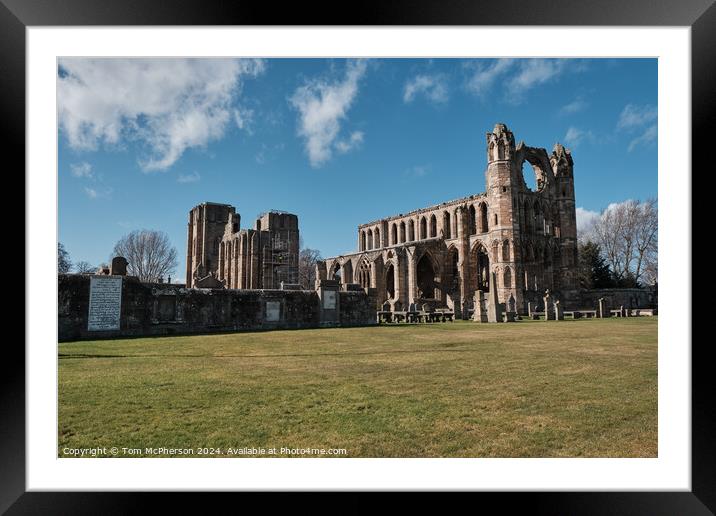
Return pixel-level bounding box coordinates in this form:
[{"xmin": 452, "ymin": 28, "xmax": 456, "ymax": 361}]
[{"xmin": 58, "ymin": 318, "xmax": 657, "ymax": 458}]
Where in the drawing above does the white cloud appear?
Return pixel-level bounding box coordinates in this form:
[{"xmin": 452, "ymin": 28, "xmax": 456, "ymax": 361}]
[
  {"xmin": 508, "ymin": 59, "xmax": 570, "ymax": 100},
  {"xmin": 233, "ymin": 107, "xmax": 255, "ymax": 134},
  {"xmin": 628, "ymin": 124, "xmax": 657, "ymax": 152},
  {"xmin": 177, "ymin": 171, "xmax": 201, "ymax": 183},
  {"xmin": 576, "ymin": 207, "xmax": 600, "ymax": 233},
  {"xmin": 616, "ymin": 104, "xmax": 657, "ymax": 152},
  {"xmin": 617, "ymin": 104, "xmax": 657, "ymax": 130},
  {"xmin": 564, "ymin": 126, "xmax": 595, "ymax": 147},
  {"xmin": 465, "ymin": 59, "xmax": 515, "ymax": 97},
  {"xmin": 83, "ymin": 186, "xmax": 112, "ymax": 200},
  {"xmin": 403, "ymin": 74, "xmax": 448, "ymax": 104},
  {"xmin": 335, "ymin": 131, "xmax": 364, "ymax": 154},
  {"xmin": 289, "ymin": 60, "xmax": 368, "ymax": 167},
  {"xmin": 58, "ymin": 58, "xmax": 266, "ymax": 171},
  {"xmin": 403, "ymin": 165, "xmax": 430, "ymax": 178},
  {"xmin": 466, "ymin": 59, "xmax": 576, "ymax": 103},
  {"xmin": 560, "ymin": 97, "xmax": 588, "ymax": 115},
  {"xmin": 70, "ymin": 162, "xmax": 93, "ymax": 179}
]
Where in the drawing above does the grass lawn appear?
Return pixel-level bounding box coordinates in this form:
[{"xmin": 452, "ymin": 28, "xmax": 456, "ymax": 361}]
[{"xmin": 58, "ymin": 318, "xmax": 657, "ymax": 458}]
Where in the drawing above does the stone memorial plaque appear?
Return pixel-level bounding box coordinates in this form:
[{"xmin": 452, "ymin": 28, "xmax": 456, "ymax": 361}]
[
  {"xmin": 265, "ymin": 301, "xmax": 281, "ymax": 322},
  {"xmin": 323, "ymin": 290, "xmax": 336, "ymax": 310},
  {"xmin": 87, "ymin": 276, "xmax": 123, "ymax": 331}
]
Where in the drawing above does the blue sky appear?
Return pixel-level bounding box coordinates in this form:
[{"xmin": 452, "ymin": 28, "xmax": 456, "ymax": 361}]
[{"xmin": 58, "ymin": 58, "xmax": 657, "ymax": 280}]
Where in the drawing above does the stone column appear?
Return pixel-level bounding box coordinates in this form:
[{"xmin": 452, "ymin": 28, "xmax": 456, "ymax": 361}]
[
  {"xmin": 456, "ymin": 206, "xmax": 471, "ymax": 319},
  {"xmin": 598, "ymin": 297, "xmax": 606, "ymax": 318},
  {"xmin": 394, "ymin": 254, "xmax": 404, "ymax": 310},
  {"xmin": 406, "ymin": 246, "xmax": 418, "ymax": 306}
]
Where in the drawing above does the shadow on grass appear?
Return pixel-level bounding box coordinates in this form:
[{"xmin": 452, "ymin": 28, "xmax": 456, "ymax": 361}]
[{"xmin": 58, "ymin": 345, "xmax": 490, "ymax": 360}]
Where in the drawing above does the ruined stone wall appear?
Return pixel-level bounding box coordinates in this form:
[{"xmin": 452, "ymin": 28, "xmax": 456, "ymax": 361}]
[
  {"xmin": 339, "ymin": 290, "xmax": 379, "ymax": 326},
  {"xmin": 59, "ymin": 274, "xmax": 376, "ymax": 342},
  {"xmin": 187, "ymin": 203, "xmax": 299, "ymax": 291},
  {"xmin": 325, "ymin": 123, "xmax": 580, "ymax": 317},
  {"xmin": 576, "ymin": 288, "xmax": 657, "ymax": 312},
  {"xmin": 186, "ymin": 203, "xmax": 236, "ymax": 286}
]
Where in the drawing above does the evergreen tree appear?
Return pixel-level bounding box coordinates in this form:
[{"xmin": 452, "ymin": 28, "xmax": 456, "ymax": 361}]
[
  {"xmin": 578, "ymin": 241, "xmax": 614, "ymax": 289},
  {"xmin": 614, "ymin": 270, "xmax": 640, "ymax": 288}
]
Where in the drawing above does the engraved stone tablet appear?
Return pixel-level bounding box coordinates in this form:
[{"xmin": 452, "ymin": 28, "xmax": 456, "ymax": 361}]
[
  {"xmin": 87, "ymin": 276, "xmax": 122, "ymax": 331},
  {"xmin": 265, "ymin": 301, "xmax": 281, "ymax": 322},
  {"xmin": 323, "ymin": 290, "xmax": 336, "ymax": 310}
]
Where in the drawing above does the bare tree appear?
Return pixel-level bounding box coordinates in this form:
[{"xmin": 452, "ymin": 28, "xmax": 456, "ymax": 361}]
[
  {"xmin": 74, "ymin": 260, "xmax": 96, "ymax": 274},
  {"xmin": 633, "ymin": 198, "xmax": 658, "ymax": 285},
  {"xmin": 58, "ymin": 242, "xmax": 72, "ymax": 274},
  {"xmin": 587, "ymin": 199, "xmax": 658, "ymax": 286},
  {"xmin": 298, "ymin": 246, "xmax": 322, "ymax": 289},
  {"xmin": 112, "ymin": 229, "xmax": 178, "ymax": 283}
]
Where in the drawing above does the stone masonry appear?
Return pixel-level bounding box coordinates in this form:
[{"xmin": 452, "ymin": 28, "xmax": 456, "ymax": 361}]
[
  {"xmin": 319, "ymin": 123, "xmax": 579, "ymax": 318},
  {"xmin": 186, "ymin": 203, "xmax": 299, "ymax": 290}
]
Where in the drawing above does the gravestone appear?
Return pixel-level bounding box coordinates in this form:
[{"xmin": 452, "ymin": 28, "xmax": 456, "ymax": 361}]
[
  {"xmin": 110, "ymin": 256, "xmax": 128, "ymax": 276},
  {"xmin": 265, "ymin": 301, "xmax": 281, "ymax": 322},
  {"xmin": 472, "ymin": 290, "xmax": 488, "ymax": 323},
  {"xmin": 543, "ymin": 290, "xmax": 555, "ymax": 321},
  {"xmin": 486, "ymin": 272, "xmax": 502, "ymax": 323},
  {"xmin": 598, "ymin": 297, "xmax": 606, "ymax": 318},
  {"xmin": 554, "ymin": 299, "xmax": 564, "ymax": 320},
  {"xmin": 504, "ymin": 293, "xmax": 517, "ymax": 322},
  {"xmin": 87, "ymin": 276, "xmax": 123, "ymax": 331},
  {"xmin": 316, "ymin": 279, "xmax": 340, "ymax": 327},
  {"xmin": 323, "ymin": 290, "xmax": 336, "ymax": 309}
]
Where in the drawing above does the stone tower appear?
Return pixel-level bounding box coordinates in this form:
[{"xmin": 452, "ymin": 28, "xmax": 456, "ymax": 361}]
[
  {"xmin": 185, "ymin": 203, "xmax": 238, "ymax": 287},
  {"xmin": 186, "ymin": 202, "xmax": 300, "ymax": 290},
  {"xmin": 485, "ymin": 123, "xmax": 523, "ymax": 310},
  {"xmin": 550, "ymin": 143, "xmax": 579, "ymax": 295},
  {"xmin": 255, "ymin": 211, "xmax": 300, "ymax": 289}
]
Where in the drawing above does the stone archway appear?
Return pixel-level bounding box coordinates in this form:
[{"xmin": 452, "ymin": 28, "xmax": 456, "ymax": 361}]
[
  {"xmin": 330, "ymin": 261, "xmax": 342, "ymax": 283},
  {"xmin": 417, "ymin": 253, "xmax": 437, "ymax": 299},
  {"xmin": 470, "ymin": 243, "xmax": 490, "ymax": 292},
  {"xmin": 385, "ymin": 262, "xmax": 396, "ymax": 300}
]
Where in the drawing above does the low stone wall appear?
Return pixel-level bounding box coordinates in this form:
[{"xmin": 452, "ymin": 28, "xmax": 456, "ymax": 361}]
[
  {"xmin": 339, "ymin": 290, "xmax": 379, "ymax": 326},
  {"xmin": 58, "ymin": 274, "xmax": 377, "ymax": 342},
  {"xmin": 577, "ymin": 288, "xmax": 657, "ymax": 311}
]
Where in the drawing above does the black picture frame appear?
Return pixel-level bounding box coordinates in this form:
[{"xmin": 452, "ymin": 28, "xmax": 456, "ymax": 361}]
[{"xmin": 5, "ymin": 0, "xmax": 710, "ymax": 512}]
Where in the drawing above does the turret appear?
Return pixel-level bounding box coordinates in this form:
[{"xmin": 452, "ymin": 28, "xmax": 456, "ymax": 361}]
[
  {"xmin": 550, "ymin": 143, "xmax": 578, "ymax": 292},
  {"xmin": 486, "ymin": 123, "xmax": 516, "ymax": 164},
  {"xmin": 550, "ymin": 143, "xmax": 576, "ymax": 241},
  {"xmin": 485, "ymin": 123, "xmax": 522, "ymax": 307},
  {"xmin": 485, "ymin": 123, "xmax": 517, "ymax": 230}
]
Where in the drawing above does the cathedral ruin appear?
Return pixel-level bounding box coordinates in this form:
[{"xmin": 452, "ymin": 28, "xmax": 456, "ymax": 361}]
[
  {"xmin": 319, "ymin": 123, "xmax": 580, "ymax": 317},
  {"xmin": 186, "ymin": 203, "xmax": 299, "ymax": 289},
  {"xmin": 58, "ymin": 122, "xmax": 659, "ymax": 341}
]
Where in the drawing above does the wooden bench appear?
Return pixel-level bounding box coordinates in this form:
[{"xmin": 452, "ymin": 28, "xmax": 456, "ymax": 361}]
[{"xmin": 376, "ymin": 311, "xmax": 392, "ymax": 323}]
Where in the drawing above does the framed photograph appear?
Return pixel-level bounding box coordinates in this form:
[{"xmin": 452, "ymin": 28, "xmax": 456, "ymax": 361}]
[{"xmin": 8, "ymin": 0, "xmax": 710, "ymax": 511}]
